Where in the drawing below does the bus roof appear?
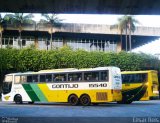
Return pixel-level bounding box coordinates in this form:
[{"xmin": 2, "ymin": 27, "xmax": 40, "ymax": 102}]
[{"xmin": 5, "ymin": 66, "xmax": 120, "ymax": 76}]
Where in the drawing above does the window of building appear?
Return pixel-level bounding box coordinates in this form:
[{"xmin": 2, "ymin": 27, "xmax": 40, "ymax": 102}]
[{"xmin": 22, "ymin": 40, "xmax": 26, "ymax": 46}]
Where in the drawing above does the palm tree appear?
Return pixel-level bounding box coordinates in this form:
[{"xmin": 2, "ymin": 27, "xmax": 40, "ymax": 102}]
[
  {"xmin": 40, "ymin": 14, "xmax": 62, "ymax": 50},
  {"xmin": 110, "ymin": 19, "xmax": 125, "ymax": 50},
  {"xmin": 5, "ymin": 13, "xmax": 34, "ymax": 49},
  {"xmin": 111, "ymin": 15, "xmax": 139, "ymax": 51},
  {"xmin": 0, "ymin": 14, "xmax": 7, "ymax": 48}
]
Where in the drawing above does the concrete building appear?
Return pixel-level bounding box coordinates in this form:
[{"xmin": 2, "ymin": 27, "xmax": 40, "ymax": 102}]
[{"xmin": 2, "ymin": 23, "xmax": 160, "ymax": 52}]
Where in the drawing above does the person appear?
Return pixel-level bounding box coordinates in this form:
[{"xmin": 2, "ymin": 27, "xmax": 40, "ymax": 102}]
[
  {"xmin": 78, "ymin": 77, "xmax": 81, "ymax": 81},
  {"xmin": 96, "ymin": 76, "xmax": 99, "ymax": 81},
  {"xmin": 69, "ymin": 77, "xmax": 72, "ymax": 81},
  {"xmin": 87, "ymin": 76, "xmax": 90, "ymax": 81}
]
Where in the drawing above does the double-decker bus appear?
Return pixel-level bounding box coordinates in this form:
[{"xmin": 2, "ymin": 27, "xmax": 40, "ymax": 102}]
[
  {"xmin": 119, "ymin": 70, "xmax": 159, "ymax": 104},
  {"xmin": 2, "ymin": 67, "xmax": 122, "ymax": 106}
]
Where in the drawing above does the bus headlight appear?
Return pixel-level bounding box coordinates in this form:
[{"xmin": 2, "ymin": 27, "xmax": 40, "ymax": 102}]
[{"xmin": 4, "ymin": 96, "xmax": 10, "ymax": 100}]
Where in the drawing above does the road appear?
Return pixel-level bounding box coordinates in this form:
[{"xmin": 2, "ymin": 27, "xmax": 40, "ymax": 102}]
[{"xmin": 0, "ymin": 100, "xmax": 160, "ymax": 123}]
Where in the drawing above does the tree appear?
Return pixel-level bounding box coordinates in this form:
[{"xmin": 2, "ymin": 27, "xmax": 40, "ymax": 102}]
[
  {"xmin": 40, "ymin": 14, "xmax": 62, "ymax": 50},
  {"xmin": 5, "ymin": 13, "xmax": 34, "ymax": 49},
  {"xmin": 0, "ymin": 14, "xmax": 7, "ymax": 48},
  {"xmin": 111, "ymin": 15, "xmax": 139, "ymax": 51}
]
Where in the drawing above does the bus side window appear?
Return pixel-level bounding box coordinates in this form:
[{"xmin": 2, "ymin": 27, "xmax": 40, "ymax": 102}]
[
  {"xmin": 69, "ymin": 76, "xmax": 73, "ymax": 81},
  {"xmin": 15, "ymin": 76, "xmax": 21, "ymax": 84},
  {"xmin": 27, "ymin": 76, "xmax": 32, "ymax": 83},
  {"xmin": 84, "ymin": 72, "xmax": 99, "ymax": 81},
  {"xmin": 21, "ymin": 76, "xmax": 27, "ymax": 83},
  {"xmin": 32, "ymin": 75, "xmax": 38, "ymax": 83},
  {"xmin": 40, "ymin": 75, "xmax": 46, "ymax": 82},
  {"xmin": 54, "ymin": 74, "xmax": 66, "ymax": 82},
  {"xmin": 101, "ymin": 71, "xmax": 108, "ymax": 81},
  {"xmin": 46, "ymin": 74, "xmax": 52, "ymax": 82},
  {"xmin": 68, "ymin": 73, "xmax": 82, "ymax": 82},
  {"xmin": 78, "ymin": 76, "xmax": 82, "ymax": 81},
  {"xmin": 54, "ymin": 75, "xmax": 59, "ymax": 82},
  {"xmin": 142, "ymin": 74, "xmax": 147, "ymax": 82}
]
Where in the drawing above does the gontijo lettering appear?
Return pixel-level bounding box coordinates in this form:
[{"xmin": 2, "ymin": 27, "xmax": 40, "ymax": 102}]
[{"xmin": 52, "ymin": 84, "xmax": 78, "ymax": 88}]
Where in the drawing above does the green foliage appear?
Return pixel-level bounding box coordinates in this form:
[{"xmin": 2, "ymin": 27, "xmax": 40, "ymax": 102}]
[{"xmin": 0, "ymin": 47, "xmax": 159, "ymax": 73}]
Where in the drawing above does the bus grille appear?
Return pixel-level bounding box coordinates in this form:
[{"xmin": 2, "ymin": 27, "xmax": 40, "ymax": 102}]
[{"xmin": 96, "ymin": 92, "xmax": 107, "ymax": 101}]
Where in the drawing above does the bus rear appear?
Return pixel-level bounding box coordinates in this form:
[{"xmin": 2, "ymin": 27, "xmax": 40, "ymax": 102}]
[
  {"xmin": 141, "ymin": 71, "xmax": 159, "ymax": 100},
  {"xmin": 110, "ymin": 67, "xmax": 122, "ymax": 102}
]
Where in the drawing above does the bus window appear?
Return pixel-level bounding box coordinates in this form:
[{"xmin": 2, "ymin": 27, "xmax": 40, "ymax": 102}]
[
  {"xmin": 122, "ymin": 73, "xmax": 147, "ymax": 83},
  {"xmin": 21, "ymin": 76, "xmax": 27, "ymax": 83},
  {"xmin": 46, "ymin": 74, "xmax": 52, "ymax": 82},
  {"xmin": 15, "ymin": 76, "xmax": 21, "ymax": 84},
  {"xmin": 141, "ymin": 74, "xmax": 147, "ymax": 82},
  {"xmin": 68, "ymin": 73, "xmax": 82, "ymax": 82},
  {"xmin": 122, "ymin": 74, "xmax": 129, "ymax": 83},
  {"xmin": 54, "ymin": 74, "xmax": 67, "ymax": 82},
  {"xmin": 27, "ymin": 75, "xmax": 32, "ymax": 83},
  {"xmin": 33, "ymin": 75, "xmax": 38, "ymax": 82},
  {"xmin": 101, "ymin": 71, "xmax": 109, "ymax": 81},
  {"xmin": 84, "ymin": 72, "xmax": 99, "ymax": 81},
  {"xmin": 40, "ymin": 75, "xmax": 46, "ymax": 82}
]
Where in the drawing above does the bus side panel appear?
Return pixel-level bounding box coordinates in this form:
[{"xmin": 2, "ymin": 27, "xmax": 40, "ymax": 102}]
[
  {"xmin": 22, "ymin": 84, "xmax": 48, "ymax": 102},
  {"xmin": 38, "ymin": 84, "xmax": 122, "ymax": 103},
  {"xmin": 2, "ymin": 84, "xmax": 32, "ymax": 102}
]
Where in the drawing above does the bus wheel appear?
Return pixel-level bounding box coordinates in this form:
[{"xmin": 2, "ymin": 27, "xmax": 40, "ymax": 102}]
[
  {"xmin": 80, "ymin": 94, "xmax": 91, "ymax": 106},
  {"xmin": 68, "ymin": 94, "xmax": 79, "ymax": 106},
  {"xmin": 14, "ymin": 94, "xmax": 22, "ymax": 104}
]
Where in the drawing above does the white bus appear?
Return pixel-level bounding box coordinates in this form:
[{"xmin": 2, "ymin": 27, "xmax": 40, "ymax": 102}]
[{"xmin": 2, "ymin": 66, "xmax": 122, "ymax": 106}]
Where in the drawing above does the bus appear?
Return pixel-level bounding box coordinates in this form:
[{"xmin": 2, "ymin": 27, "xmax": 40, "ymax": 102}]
[
  {"xmin": 119, "ymin": 70, "xmax": 159, "ymax": 104},
  {"xmin": 2, "ymin": 67, "xmax": 122, "ymax": 106}
]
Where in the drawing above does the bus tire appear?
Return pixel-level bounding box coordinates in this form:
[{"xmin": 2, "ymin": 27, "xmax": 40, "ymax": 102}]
[
  {"xmin": 14, "ymin": 94, "xmax": 23, "ymax": 104},
  {"xmin": 68, "ymin": 94, "xmax": 79, "ymax": 106},
  {"xmin": 80, "ymin": 94, "xmax": 91, "ymax": 106}
]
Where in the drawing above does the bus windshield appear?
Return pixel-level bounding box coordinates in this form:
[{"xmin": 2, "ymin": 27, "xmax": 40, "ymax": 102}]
[{"xmin": 2, "ymin": 75, "xmax": 13, "ymax": 94}]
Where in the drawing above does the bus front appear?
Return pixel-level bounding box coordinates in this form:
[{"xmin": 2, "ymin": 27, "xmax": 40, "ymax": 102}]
[{"xmin": 2, "ymin": 74, "xmax": 14, "ymax": 102}]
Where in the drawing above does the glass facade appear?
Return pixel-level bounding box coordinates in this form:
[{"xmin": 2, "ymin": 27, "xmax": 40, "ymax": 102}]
[{"xmin": 1, "ymin": 36, "xmax": 117, "ymax": 52}]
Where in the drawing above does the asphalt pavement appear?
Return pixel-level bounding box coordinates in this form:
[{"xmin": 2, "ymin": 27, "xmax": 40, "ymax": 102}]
[{"xmin": 0, "ymin": 100, "xmax": 159, "ymax": 123}]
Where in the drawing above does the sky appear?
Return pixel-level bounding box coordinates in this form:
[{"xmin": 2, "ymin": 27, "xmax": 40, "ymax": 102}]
[{"xmin": 2, "ymin": 13, "xmax": 160, "ymax": 55}]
